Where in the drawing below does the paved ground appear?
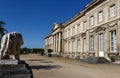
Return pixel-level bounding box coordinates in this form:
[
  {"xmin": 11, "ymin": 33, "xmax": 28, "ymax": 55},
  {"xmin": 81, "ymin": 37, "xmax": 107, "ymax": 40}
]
[{"xmin": 21, "ymin": 54, "xmax": 120, "ymax": 78}]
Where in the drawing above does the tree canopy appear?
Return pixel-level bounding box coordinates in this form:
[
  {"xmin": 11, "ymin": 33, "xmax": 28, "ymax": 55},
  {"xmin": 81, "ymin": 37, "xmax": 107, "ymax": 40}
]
[{"xmin": 0, "ymin": 20, "xmax": 8, "ymax": 40}]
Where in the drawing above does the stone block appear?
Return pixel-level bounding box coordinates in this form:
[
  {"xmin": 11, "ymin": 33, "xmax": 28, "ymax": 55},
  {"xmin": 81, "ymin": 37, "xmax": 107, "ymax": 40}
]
[{"xmin": 0, "ymin": 60, "xmax": 18, "ymax": 65}]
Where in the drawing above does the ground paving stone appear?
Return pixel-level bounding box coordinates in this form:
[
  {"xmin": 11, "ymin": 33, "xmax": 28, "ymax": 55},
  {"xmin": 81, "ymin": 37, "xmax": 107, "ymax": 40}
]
[{"xmin": 21, "ymin": 54, "xmax": 120, "ymax": 78}]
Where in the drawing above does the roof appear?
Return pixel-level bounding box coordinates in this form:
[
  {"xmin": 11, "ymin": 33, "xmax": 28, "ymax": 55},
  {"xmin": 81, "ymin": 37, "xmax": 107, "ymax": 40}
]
[
  {"xmin": 51, "ymin": 23, "xmax": 64, "ymax": 33},
  {"xmin": 63, "ymin": 0, "xmax": 106, "ymax": 27}
]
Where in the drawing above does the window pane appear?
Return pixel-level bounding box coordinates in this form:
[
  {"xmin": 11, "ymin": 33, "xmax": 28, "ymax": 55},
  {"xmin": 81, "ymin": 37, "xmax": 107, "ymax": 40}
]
[
  {"xmin": 110, "ymin": 4, "xmax": 116, "ymax": 17},
  {"xmin": 90, "ymin": 16, "xmax": 94, "ymax": 26},
  {"xmin": 90, "ymin": 36, "xmax": 94, "ymax": 51},
  {"xmin": 83, "ymin": 21, "xmax": 86, "ymax": 31},
  {"xmin": 98, "ymin": 11, "xmax": 103, "ymax": 22},
  {"xmin": 99, "ymin": 33, "xmax": 104, "ymax": 51}
]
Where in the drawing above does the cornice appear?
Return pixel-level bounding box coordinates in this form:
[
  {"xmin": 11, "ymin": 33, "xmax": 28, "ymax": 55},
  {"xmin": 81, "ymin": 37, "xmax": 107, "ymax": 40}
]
[
  {"xmin": 44, "ymin": 34, "xmax": 52, "ymax": 39},
  {"xmin": 63, "ymin": 17, "xmax": 120, "ymax": 40},
  {"xmin": 64, "ymin": 0, "xmax": 106, "ymax": 27},
  {"xmin": 88, "ymin": 17, "xmax": 120, "ymax": 31}
]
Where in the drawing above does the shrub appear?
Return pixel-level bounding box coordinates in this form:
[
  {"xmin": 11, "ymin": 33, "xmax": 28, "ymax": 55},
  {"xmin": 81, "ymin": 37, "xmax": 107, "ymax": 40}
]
[
  {"xmin": 48, "ymin": 49, "xmax": 53, "ymax": 53},
  {"xmin": 47, "ymin": 49, "xmax": 53, "ymax": 57}
]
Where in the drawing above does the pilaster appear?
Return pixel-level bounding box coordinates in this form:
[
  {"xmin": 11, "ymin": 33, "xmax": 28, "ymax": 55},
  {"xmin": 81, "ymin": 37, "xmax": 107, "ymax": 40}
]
[
  {"xmin": 80, "ymin": 37, "xmax": 83, "ymax": 59},
  {"xmin": 94, "ymin": 33, "xmax": 99, "ymax": 57},
  {"xmin": 104, "ymin": 28, "xmax": 110, "ymax": 57},
  {"xmin": 117, "ymin": 21, "xmax": 120, "ymax": 54},
  {"xmin": 86, "ymin": 31, "xmax": 90, "ymax": 53}
]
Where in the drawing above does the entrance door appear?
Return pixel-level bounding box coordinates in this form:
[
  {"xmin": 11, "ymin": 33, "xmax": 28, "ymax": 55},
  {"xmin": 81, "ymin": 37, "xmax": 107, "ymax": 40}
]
[{"xmin": 99, "ymin": 33, "xmax": 104, "ymax": 57}]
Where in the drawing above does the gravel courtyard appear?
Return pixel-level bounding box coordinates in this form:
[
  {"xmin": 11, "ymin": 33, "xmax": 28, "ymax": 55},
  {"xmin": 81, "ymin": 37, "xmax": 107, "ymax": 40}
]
[{"xmin": 21, "ymin": 54, "xmax": 120, "ymax": 78}]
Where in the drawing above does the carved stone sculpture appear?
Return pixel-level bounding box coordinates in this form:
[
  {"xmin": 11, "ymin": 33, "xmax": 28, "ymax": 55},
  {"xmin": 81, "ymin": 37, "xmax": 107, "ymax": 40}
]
[{"xmin": 0, "ymin": 32, "xmax": 24, "ymax": 60}]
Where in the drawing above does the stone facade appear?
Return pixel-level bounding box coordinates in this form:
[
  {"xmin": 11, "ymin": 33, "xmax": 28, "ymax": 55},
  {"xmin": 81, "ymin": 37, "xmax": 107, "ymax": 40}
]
[{"xmin": 44, "ymin": 0, "xmax": 120, "ymax": 59}]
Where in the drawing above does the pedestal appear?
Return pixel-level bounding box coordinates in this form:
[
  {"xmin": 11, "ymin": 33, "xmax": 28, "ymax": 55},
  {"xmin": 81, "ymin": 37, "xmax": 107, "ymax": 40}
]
[{"xmin": 0, "ymin": 60, "xmax": 33, "ymax": 78}]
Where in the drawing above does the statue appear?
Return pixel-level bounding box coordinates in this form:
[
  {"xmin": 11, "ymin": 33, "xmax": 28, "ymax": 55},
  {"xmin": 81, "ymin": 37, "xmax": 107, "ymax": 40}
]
[
  {"xmin": 0, "ymin": 32, "xmax": 33, "ymax": 78},
  {"xmin": 0, "ymin": 32, "xmax": 24, "ymax": 60}
]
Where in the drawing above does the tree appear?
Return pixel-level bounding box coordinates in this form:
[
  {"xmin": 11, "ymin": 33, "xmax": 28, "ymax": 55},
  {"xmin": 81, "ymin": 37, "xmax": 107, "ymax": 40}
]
[
  {"xmin": 0, "ymin": 20, "xmax": 8, "ymax": 48},
  {"xmin": 21, "ymin": 47, "xmax": 28, "ymax": 54},
  {"xmin": 48, "ymin": 49, "xmax": 53, "ymax": 53},
  {"xmin": 0, "ymin": 20, "xmax": 8, "ymax": 40},
  {"xmin": 47, "ymin": 49, "xmax": 53, "ymax": 57}
]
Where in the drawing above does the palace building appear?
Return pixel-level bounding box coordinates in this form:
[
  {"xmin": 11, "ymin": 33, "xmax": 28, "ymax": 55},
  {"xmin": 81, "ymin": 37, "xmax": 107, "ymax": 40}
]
[{"xmin": 44, "ymin": 0, "xmax": 120, "ymax": 60}]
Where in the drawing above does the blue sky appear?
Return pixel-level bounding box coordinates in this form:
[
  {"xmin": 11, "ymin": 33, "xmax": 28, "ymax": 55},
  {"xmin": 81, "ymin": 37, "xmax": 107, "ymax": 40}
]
[{"xmin": 0, "ymin": 0, "xmax": 92, "ymax": 48}]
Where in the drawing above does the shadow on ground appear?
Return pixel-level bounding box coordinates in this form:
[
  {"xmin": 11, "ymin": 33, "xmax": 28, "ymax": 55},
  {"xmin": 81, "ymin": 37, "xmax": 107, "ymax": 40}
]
[
  {"xmin": 28, "ymin": 59, "xmax": 47, "ymax": 62},
  {"xmin": 30, "ymin": 65, "xmax": 62, "ymax": 70},
  {"xmin": 40, "ymin": 61, "xmax": 53, "ymax": 63},
  {"xmin": 28, "ymin": 59, "xmax": 54, "ymax": 63}
]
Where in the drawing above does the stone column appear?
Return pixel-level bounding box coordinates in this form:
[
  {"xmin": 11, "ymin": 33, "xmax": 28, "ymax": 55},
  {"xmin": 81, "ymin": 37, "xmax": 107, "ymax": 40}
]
[
  {"xmin": 52, "ymin": 35, "xmax": 54, "ymax": 52},
  {"xmin": 61, "ymin": 33, "xmax": 64, "ymax": 53},
  {"xmin": 57, "ymin": 33, "xmax": 59, "ymax": 52},
  {"xmin": 55, "ymin": 34, "xmax": 57, "ymax": 52},
  {"xmin": 54, "ymin": 34, "xmax": 56, "ymax": 52},
  {"xmin": 58, "ymin": 32, "xmax": 61, "ymax": 53},
  {"xmin": 57, "ymin": 34, "xmax": 59, "ymax": 52},
  {"xmin": 53, "ymin": 35, "xmax": 56, "ymax": 52}
]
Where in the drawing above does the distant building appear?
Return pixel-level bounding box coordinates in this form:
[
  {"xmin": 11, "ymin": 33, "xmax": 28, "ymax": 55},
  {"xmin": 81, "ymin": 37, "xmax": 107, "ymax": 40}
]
[
  {"xmin": 44, "ymin": 23, "xmax": 64, "ymax": 54},
  {"xmin": 44, "ymin": 0, "xmax": 120, "ymax": 60}
]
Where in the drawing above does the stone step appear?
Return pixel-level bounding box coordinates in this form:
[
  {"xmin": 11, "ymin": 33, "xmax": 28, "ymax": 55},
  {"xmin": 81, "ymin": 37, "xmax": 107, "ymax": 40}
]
[
  {"xmin": 83, "ymin": 57, "xmax": 110, "ymax": 64},
  {"xmin": 110, "ymin": 56, "xmax": 120, "ymax": 62},
  {"xmin": 115, "ymin": 56, "xmax": 120, "ymax": 60}
]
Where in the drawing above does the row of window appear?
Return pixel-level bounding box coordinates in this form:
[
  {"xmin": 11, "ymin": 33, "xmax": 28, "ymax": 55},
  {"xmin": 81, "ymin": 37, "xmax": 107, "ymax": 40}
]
[
  {"xmin": 90, "ymin": 4, "xmax": 116, "ymax": 26},
  {"xmin": 65, "ymin": 4, "xmax": 116, "ymax": 38},
  {"xmin": 65, "ymin": 31, "xmax": 117, "ymax": 53},
  {"xmin": 89, "ymin": 31, "xmax": 116, "ymax": 52}
]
